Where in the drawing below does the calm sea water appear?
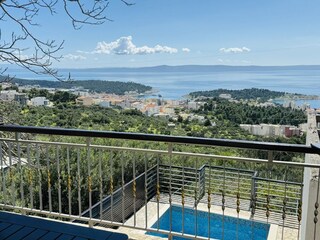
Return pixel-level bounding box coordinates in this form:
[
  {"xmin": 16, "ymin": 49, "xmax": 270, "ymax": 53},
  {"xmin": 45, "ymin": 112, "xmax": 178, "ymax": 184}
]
[{"xmin": 9, "ymin": 68, "xmax": 320, "ymax": 108}]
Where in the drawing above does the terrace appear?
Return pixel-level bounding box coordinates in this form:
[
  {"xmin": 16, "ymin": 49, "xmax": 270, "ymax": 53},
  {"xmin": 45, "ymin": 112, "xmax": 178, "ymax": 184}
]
[{"xmin": 0, "ymin": 111, "xmax": 319, "ymax": 240}]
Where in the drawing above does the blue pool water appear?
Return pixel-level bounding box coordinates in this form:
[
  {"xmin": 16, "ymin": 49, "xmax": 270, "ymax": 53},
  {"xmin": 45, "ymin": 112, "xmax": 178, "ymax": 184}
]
[{"xmin": 147, "ymin": 206, "xmax": 270, "ymax": 240}]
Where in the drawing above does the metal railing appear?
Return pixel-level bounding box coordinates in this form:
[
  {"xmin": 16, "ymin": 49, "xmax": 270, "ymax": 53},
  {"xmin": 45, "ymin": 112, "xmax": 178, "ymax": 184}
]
[{"xmin": 0, "ymin": 125, "xmax": 320, "ymax": 240}]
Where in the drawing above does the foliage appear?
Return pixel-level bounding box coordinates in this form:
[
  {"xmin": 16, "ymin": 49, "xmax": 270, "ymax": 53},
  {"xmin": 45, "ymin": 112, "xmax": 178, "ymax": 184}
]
[
  {"xmin": 51, "ymin": 91, "xmax": 77, "ymax": 104},
  {"xmin": 3, "ymin": 85, "xmax": 18, "ymax": 91},
  {"xmin": 25, "ymin": 88, "xmax": 50, "ymax": 99},
  {"xmin": 197, "ymin": 98, "xmax": 306, "ymax": 126}
]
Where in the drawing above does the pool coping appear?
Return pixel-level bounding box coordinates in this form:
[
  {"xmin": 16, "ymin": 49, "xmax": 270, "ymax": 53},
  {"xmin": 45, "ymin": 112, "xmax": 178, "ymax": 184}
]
[{"xmin": 268, "ymin": 224, "xmax": 279, "ymax": 240}]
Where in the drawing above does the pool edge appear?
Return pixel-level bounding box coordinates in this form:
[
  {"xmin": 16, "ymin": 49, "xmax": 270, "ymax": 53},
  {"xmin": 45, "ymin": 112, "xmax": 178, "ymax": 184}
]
[{"xmin": 268, "ymin": 224, "xmax": 279, "ymax": 240}]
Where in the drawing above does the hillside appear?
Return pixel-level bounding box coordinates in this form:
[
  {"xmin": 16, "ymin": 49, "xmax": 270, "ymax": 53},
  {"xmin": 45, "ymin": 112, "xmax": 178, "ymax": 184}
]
[{"xmin": 5, "ymin": 78, "xmax": 152, "ymax": 95}]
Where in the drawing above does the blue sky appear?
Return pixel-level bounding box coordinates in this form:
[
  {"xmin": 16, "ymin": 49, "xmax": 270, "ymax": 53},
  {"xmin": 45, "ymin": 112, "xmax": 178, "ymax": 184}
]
[{"xmin": 5, "ymin": 0, "xmax": 320, "ymax": 68}]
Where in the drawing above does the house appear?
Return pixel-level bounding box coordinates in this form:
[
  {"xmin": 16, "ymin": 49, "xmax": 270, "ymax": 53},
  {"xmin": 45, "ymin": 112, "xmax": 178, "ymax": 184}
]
[
  {"xmin": 0, "ymin": 90, "xmax": 17, "ymax": 101},
  {"xmin": 14, "ymin": 93, "xmax": 28, "ymax": 105},
  {"xmin": 219, "ymin": 93, "xmax": 232, "ymax": 99},
  {"xmin": 99, "ymin": 100, "xmax": 111, "ymax": 108},
  {"xmin": 30, "ymin": 97, "xmax": 50, "ymax": 106}
]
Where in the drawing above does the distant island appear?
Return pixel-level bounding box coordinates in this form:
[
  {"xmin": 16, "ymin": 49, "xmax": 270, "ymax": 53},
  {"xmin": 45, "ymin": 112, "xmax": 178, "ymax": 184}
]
[
  {"xmin": 189, "ymin": 88, "xmax": 320, "ymax": 102},
  {"xmin": 5, "ymin": 78, "xmax": 152, "ymax": 95}
]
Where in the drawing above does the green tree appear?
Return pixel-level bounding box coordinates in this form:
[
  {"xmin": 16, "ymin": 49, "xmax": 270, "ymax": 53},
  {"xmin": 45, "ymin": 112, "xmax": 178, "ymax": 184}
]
[{"xmin": 51, "ymin": 91, "xmax": 77, "ymax": 104}]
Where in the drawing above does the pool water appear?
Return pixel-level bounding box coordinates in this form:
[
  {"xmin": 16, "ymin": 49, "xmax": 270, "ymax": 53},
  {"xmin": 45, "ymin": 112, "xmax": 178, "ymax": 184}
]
[{"xmin": 147, "ymin": 205, "xmax": 270, "ymax": 240}]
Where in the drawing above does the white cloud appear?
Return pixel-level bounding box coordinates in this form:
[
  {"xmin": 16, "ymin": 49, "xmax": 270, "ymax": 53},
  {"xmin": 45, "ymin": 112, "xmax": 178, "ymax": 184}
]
[
  {"xmin": 182, "ymin": 48, "xmax": 191, "ymax": 53},
  {"xmin": 219, "ymin": 47, "xmax": 251, "ymax": 53},
  {"xmin": 94, "ymin": 36, "xmax": 178, "ymax": 55},
  {"xmin": 64, "ymin": 54, "xmax": 86, "ymax": 61}
]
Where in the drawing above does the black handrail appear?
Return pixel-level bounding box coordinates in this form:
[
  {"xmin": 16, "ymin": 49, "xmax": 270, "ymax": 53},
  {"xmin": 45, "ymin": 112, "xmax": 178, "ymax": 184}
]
[{"xmin": 0, "ymin": 125, "xmax": 319, "ymax": 154}]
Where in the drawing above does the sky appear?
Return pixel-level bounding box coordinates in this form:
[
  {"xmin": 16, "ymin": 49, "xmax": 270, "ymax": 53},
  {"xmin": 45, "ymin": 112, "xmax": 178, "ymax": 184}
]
[{"xmin": 4, "ymin": 0, "xmax": 320, "ymax": 68}]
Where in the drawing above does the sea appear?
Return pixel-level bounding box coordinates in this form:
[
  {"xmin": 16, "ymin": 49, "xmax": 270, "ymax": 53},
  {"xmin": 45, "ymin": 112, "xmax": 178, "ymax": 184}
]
[{"xmin": 8, "ymin": 68, "xmax": 320, "ymax": 109}]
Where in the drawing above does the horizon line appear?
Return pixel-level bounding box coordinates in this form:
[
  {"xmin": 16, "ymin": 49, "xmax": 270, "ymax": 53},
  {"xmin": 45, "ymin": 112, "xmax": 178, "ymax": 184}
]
[{"xmin": 55, "ymin": 64, "xmax": 320, "ymax": 70}]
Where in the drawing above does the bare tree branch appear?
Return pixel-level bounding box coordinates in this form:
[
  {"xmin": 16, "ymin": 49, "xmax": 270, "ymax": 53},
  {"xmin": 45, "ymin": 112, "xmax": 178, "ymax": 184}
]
[
  {"xmin": 0, "ymin": 0, "xmax": 134, "ymax": 81},
  {"xmin": 120, "ymin": 0, "xmax": 135, "ymax": 6}
]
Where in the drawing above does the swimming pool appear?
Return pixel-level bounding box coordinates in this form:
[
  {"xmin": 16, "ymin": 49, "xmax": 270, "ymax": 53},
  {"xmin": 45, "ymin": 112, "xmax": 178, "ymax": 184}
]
[{"xmin": 147, "ymin": 205, "xmax": 270, "ymax": 240}]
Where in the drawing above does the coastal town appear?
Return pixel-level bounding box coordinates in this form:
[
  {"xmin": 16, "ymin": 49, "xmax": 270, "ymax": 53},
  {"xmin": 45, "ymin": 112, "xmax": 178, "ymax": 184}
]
[{"xmin": 1, "ymin": 81, "xmax": 318, "ymax": 139}]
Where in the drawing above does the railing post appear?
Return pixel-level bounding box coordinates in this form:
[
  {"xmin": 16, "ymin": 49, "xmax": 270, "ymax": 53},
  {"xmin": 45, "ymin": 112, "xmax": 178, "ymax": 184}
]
[
  {"xmin": 14, "ymin": 132, "xmax": 19, "ymax": 142},
  {"xmin": 16, "ymin": 132, "xmax": 25, "ymax": 210},
  {"xmin": 86, "ymin": 137, "xmax": 93, "ymax": 222},
  {"xmin": 198, "ymin": 165, "xmax": 206, "ymax": 201},
  {"xmin": 88, "ymin": 220, "xmax": 93, "ymax": 228},
  {"xmin": 250, "ymin": 169, "xmax": 259, "ymax": 224},
  {"xmin": 168, "ymin": 143, "xmax": 173, "ymax": 234},
  {"xmin": 301, "ymin": 112, "xmax": 320, "ymax": 240},
  {"xmin": 251, "ymin": 171, "xmax": 258, "ymax": 198}
]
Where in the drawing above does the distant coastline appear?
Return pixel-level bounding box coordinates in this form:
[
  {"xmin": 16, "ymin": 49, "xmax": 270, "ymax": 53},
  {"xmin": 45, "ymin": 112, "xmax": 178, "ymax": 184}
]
[
  {"xmin": 6, "ymin": 64, "xmax": 320, "ymax": 75},
  {"xmin": 58, "ymin": 64, "xmax": 320, "ymax": 72},
  {"xmin": 3, "ymin": 65, "xmax": 320, "ymax": 107},
  {"xmin": 274, "ymin": 95, "xmax": 320, "ymax": 101}
]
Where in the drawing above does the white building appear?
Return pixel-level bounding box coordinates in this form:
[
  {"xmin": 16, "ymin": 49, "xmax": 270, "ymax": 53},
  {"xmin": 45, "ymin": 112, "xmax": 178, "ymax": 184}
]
[
  {"xmin": 0, "ymin": 90, "xmax": 17, "ymax": 101},
  {"xmin": 113, "ymin": 99, "xmax": 131, "ymax": 109},
  {"xmin": 99, "ymin": 100, "xmax": 111, "ymax": 108},
  {"xmin": 301, "ymin": 103, "xmax": 311, "ymax": 111},
  {"xmin": 166, "ymin": 100, "xmax": 182, "ymax": 107},
  {"xmin": 283, "ymin": 100, "xmax": 296, "ymax": 109},
  {"xmin": 30, "ymin": 97, "xmax": 50, "ymax": 106},
  {"xmin": 219, "ymin": 93, "xmax": 232, "ymax": 99},
  {"xmin": 163, "ymin": 107, "xmax": 175, "ymax": 115},
  {"xmin": 0, "ymin": 90, "xmax": 27, "ymax": 105},
  {"xmin": 131, "ymin": 102, "xmax": 145, "ymax": 111},
  {"xmin": 145, "ymin": 106, "xmax": 160, "ymax": 116},
  {"xmin": 72, "ymin": 91, "xmax": 89, "ymax": 97},
  {"xmin": 190, "ymin": 115, "xmax": 206, "ymax": 123},
  {"xmin": 187, "ymin": 101, "xmax": 206, "ymax": 110},
  {"xmin": 240, "ymin": 124, "xmax": 289, "ymax": 137},
  {"xmin": 154, "ymin": 113, "xmax": 170, "ymax": 119},
  {"xmin": 14, "ymin": 93, "xmax": 28, "ymax": 105}
]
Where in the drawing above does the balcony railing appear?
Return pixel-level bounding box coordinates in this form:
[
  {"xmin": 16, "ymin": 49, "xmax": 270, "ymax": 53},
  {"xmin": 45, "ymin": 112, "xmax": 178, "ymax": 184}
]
[{"xmin": 0, "ymin": 125, "xmax": 320, "ymax": 240}]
